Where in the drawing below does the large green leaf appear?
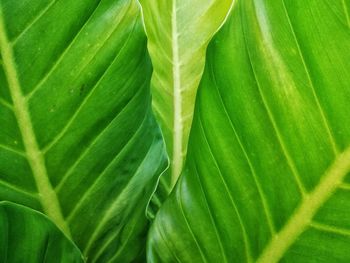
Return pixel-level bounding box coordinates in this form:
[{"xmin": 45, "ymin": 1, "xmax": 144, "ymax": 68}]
[
  {"xmin": 147, "ymin": 0, "xmax": 350, "ymax": 262},
  {"xmin": 139, "ymin": 0, "xmax": 233, "ymax": 185},
  {"xmin": 0, "ymin": 201, "xmax": 83, "ymax": 263},
  {"xmin": 0, "ymin": 0, "xmax": 167, "ymax": 261}
]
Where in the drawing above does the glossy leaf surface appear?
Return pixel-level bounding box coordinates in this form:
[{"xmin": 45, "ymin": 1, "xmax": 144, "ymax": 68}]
[
  {"xmin": 147, "ymin": 0, "xmax": 350, "ymax": 262},
  {"xmin": 0, "ymin": 202, "xmax": 83, "ymax": 263},
  {"xmin": 0, "ymin": 0, "xmax": 167, "ymax": 261},
  {"xmin": 139, "ymin": 0, "xmax": 233, "ymax": 184}
]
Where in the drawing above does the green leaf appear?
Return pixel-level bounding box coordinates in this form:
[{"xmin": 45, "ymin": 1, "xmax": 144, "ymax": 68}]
[
  {"xmin": 147, "ymin": 0, "xmax": 350, "ymax": 262},
  {"xmin": 0, "ymin": 0, "xmax": 167, "ymax": 261},
  {"xmin": 0, "ymin": 201, "xmax": 83, "ymax": 263},
  {"xmin": 139, "ymin": 0, "xmax": 233, "ymax": 185}
]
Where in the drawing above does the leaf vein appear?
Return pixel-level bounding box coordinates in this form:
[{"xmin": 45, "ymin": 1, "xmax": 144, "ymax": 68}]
[
  {"xmin": 42, "ymin": 13, "xmax": 137, "ymax": 153},
  {"xmin": 25, "ymin": 0, "xmax": 104, "ymax": 98},
  {"xmin": 11, "ymin": 0, "xmax": 57, "ymax": 44},
  {"xmin": 310, "ymin": 221, "xmax": 350, "ymax": 237},
  {"xmin": 192, "ymin": 162, "xmax": 229, "ymax": 263},
  {"xmin": 209, "ymin": 52, "xmax": 276, "ymax": 236},
  {"xmin": 65, "ymin": 97, "xmax": 149, "ymax": 221},
  {"xmin": 281, "ymin": 0, "xmax": 339, "ymax": 154},
  {"xmin": 242, "ymin": 28, "xmax": 307, "ymax": 196},
  {"xmin": 197, "ymin": 110, "xmax": 253, "ymax": 263}
]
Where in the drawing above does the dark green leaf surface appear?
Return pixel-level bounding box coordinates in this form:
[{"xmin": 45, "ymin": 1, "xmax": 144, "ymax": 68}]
[
  {"xmin": 0, "ymin": 0, "xmax": 167, "ymax": 261},
  {"xmin": 147, "ymin": 0, "xmax": 350, "ymax": 262},
  {"xmin": 0, "ymin": 202, "xmax": 83, "ymax": 263}
]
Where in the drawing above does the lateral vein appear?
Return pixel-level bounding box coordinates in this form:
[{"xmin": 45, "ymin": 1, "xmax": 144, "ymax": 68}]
[
  {"xmin": 257, "ymin": 147, "xmax": 350, "ymax": 263},
  {"xmin": 0, "ymin": 9, "xmax": 71, "ymax": 237}
]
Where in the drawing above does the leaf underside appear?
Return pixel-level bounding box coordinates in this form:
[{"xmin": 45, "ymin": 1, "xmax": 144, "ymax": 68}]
[
  {"xmin": 0, "ymin": 0, "xmax": 167, "ymax": 261},
  {"xmin": 147, "ymin": 0, "xmax": 350, "ymax": 262}
]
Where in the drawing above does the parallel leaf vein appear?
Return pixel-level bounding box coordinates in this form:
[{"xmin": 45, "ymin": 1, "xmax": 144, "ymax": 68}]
[
  {"xmin": 210, "ymin": 56, "xmax": 276, "ymax": 236},
  {"xmin": 197, "ymin": 111, "xmax": 253, "ymax": 263},
  {"xmin": 245, "ymin": 46, "xmax": 307, "ymax": 196},
  {"xmin": 66, "ymin": 98, "xmax": 149, "ymax": 221},
  {"xmin": 192, "ymin": 162, "xmax": 229, "ymax": 263},
  {"xmin": 281, "ymin": 0, "xmax": 338, "ymax": 154},
  {"xmin": 11, "ymin": 0, "xmax": 57, "ymax": 44},
  {"xmin": 55, "ymin": 52, "xmax": 144, "ymax": 192},
  {"xmin": 43, "ymin": 14, "xmax": 138, "ymax": 153},
  {"xmin": 25, "ymin": 0, "xmax": 104, "ymax": 98},
  {"xmin": 83, "ymin": 138, "xmax": 157, "ymax": 254}
]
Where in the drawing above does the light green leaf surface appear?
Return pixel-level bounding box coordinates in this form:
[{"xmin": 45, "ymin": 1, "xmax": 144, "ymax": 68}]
[
  {"xmin": 147, "ymin": 0, "xmax": 350, "ymax": 262},
  {"xmin": 139, "ymin": 0, "xmax": 233, "ymax": 185},
  {"xmin": 0, "ymin": 0, "xmax": 167, "ymax": 261},
  {"xmin": 0, "ymin": 201, "xmax": 83, "ymax": 263}
]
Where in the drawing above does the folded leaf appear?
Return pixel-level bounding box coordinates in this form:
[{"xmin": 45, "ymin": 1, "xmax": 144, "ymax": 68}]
[
  {"xmin": 139, "ymin": 0, "xmax": 233, "ymax": 185},
  {"xmin": 147, "ymin": 0, "xmax": 350, "ymax": 262},
  {"xmin": 0, "ymin": 202, "xmax": 83, "ymax": 263},
  {"xmin": 0, "ymin": 0, "xmax": 167, "ymax": 261}
]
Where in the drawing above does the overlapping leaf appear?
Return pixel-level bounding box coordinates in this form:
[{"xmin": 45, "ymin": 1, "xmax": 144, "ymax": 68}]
[
  {"xmin": 0, "ymin": 202, "xmax": 83, "ymax": 263},
  {"xmin": 147, "ymin": 0, "xmax": 350, "ymax": 262},
  {"xmin": 139, "ymin": 0, "xmax": 233, "ymax": 185},
  {"xmin": 0, "ymin": 0, "xmax": 167, "ymax": 261}
]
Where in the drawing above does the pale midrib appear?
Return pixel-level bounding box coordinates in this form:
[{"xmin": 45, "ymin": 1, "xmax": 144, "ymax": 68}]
[
  {"xmin": 0, "ymin": 12, "xmax": 71, "ymax": 237},
  {"xmin": 171, "ymin": 0, "xmax": 183, "ymax": 187},
  {"xmin": 257, "ymin": 146, "xmax": 350, "ymax": 263},
  {"xmin": 342, "ymin": 0, "xmax": 350, "ymax": 27}
]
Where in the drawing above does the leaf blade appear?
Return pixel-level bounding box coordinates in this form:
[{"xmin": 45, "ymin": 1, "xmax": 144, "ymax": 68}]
[
  {"xmin": 147, "ymin": 0, "xmax": 350, "ymax": 262},
  {"xmin": 0, "ymin": 0, "xmax": 167, "ymax": 261},
  {"xmin": 139, "ymin": 0, "xmax": 233, "ymax": 184}
]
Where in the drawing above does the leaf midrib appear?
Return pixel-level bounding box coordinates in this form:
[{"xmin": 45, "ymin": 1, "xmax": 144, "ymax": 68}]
[
  {"xmin": 0, "ymin": 8, "xmax": 71, "ymax": 237},
  {"xmin": 256, "ymin": 147, "xmax": 350, "ymax": 263},
  {"xmin": 171, "ymin": 0, "xmax": 183, "ymax": 187}
]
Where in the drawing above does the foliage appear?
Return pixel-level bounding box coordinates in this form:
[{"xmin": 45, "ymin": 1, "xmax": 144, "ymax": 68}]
[{"xmin": 1, "ymin": 0, "xmax": 350, "ymax": 262}]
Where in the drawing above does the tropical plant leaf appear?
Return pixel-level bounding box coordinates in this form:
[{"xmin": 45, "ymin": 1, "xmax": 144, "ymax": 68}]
[
  {"xmin": 147, "ymin": 0, "xmax": 350, "ymax": 262},
  {"xmin": 0, "ymin": 201, "xmax": 83, "ymax": 263},
  {"xmin": 0, "ymin": 0, "xmax": 167, "ymax": 261},
  {"xmin": 139, "ymin": 0, "xmax": 233, "ymax": 185}
]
